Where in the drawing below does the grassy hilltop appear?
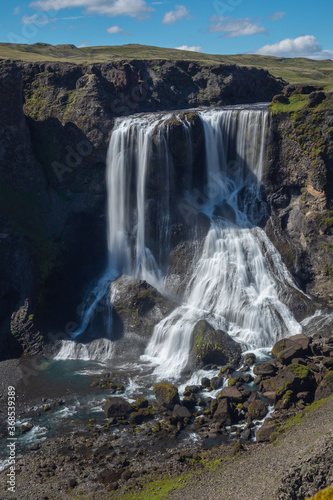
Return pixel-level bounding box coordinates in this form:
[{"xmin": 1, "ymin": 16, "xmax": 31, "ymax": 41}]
[{"xmin": 0, "ymin": 42, "xmax": 333, "ymax": 86}]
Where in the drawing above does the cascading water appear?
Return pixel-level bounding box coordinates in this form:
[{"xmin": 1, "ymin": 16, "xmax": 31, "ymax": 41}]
[
  {"xmin": 56, "ymin": 105, "xmax": 306, "ymax": 380},
  {"xmin": 142, "ymin": 108, "xmax": 302, "ymax": 379}
]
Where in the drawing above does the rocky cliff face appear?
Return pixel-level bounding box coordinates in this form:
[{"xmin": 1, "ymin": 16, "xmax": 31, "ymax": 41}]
[
  {"xmin": 2, "ymin": 58, "xmax": 332, "ymax": 359},
  {"xmin": 264, "ymin": 89, "xmax": 333, "ymax": 304}
]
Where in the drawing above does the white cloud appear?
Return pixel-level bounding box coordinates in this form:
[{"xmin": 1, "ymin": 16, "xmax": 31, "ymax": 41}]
[
  {"xmin": 175, "ymin": 45, "xmax": 202, "ymax": 52},
  {"xmin": 162, "ymin": 4, "xmax": 190, "ymax": 25},
  {"xmin": 252, "ymin": 35, "xmax": 333, "ymax": 59},
  {"xmin": 267, "ymin": 11, "xmax": 286, "ymax": 21},
  {"xmin": 29, "ymin": 0, "xmax": 154, "ymax": 19},
  {"xmin": 106, "ymin": 25, "xmax": 131, "ymax": 35},
  {"xmin": 78, "ymin": 41, "xmax": 88, "ymax": 47},
  {"xmin": 13, "ymin": 6, "xmax": 20, "ymax": 15},
  {"xmin": 208, "ymin": 16, "xmax": 267, "ymax": 38}
]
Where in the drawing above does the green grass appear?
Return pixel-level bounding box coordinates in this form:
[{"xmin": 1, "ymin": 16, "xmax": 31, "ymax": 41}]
[
  {"xmin": 272, "ymin": 394, "xmax": 333, "ymax": 443},
  {"xmin": 1, "ymin": 42, "xmax": 333, "ymax": 86},
  {"xmin": 121, "ymin": 475, "xmax": 190, "ymax": 500},
  {"xmin": 270, "ymin": 94, "xmax": 309, "ymax": 114}
]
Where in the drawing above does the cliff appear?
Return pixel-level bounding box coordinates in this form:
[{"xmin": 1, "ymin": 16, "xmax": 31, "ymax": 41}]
[{"xmin": 1, "ymin": 56, "xmax": 333, "ymax": 359}]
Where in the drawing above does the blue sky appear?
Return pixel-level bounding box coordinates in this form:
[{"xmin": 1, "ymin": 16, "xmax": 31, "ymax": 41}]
[{"xmin": 1, "ymin": 0, "xmax": 332, "ymax": 59}]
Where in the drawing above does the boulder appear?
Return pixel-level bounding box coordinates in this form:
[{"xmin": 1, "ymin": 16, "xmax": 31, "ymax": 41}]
[
  {"xmin": 244, "ymin": 353, "xmax": 256, "ymax": 366},
  {"xmin": 256, "ymin": 418, "xmax": 277, "ymax": 443},
  {"xmin": 104, "ymin": 397, "xmax": 132, "ymax": 418},
  {"xmin": 218, "ymin": 387, "xmax": 244, "ymax": 403},
  {"xmin": 246, "ymin": 400, "xmax": 268, "ymax": 420},
  {"xmin": 111, "ymin": 275, "xmax": 175, "ymax": 338},
  {"xmin": 213, "ymin": 398, "xmax": 233, "ymax": 426},
  {"xmin": 272, "ymin": 334, "xmax": 310, "ymax": 364},
  {"xmin": 315, "ymin": 371, "xmax": 333, "ymax": 400},
  {"xmin": 191, "ymin": 320, "xmax": 241, "ymax": 369},
  {"xmin": 260, "ymin": 364, "xmax": 315, "ymax": 400},
  {"xmin": 173, "ymin": 404, "xmax": 191, "ymax": 419},
  {"xmin": 153, "ymin": 382, "xmax": 180, "ymax": 408},
  {"xmin": 253, "ymin": 362, "xmax": 277, "ymax": 377},
  {"xmin": 210, "ymin": 377, "xmax": 224, "ymax": 390}
]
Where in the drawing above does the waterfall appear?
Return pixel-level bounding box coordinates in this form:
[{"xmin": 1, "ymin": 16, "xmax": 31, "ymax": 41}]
[
  {"xmin": 57, "ymin": 105, "xmax": 305, "ymax": 377},
  {"xmin": 142, "ymin": 108, "xmax": 302, "ymax": 379}
]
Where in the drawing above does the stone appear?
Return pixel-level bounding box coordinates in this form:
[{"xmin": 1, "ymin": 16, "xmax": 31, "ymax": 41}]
[
  {"xmin": 210, "ymin": 377, "xmax": 224, "ymax": 390},
  {"xmin": 247, "ymin": 400, "xmax": 268, "ymax": 420},
  {"xmin": 201, "ymin": 377, "xmax": 210, "ymax": 388},
  {"xmin": 253, "ymin": 362, "xmax": 277, "ymax": 377},
  {"xmin": 111, "ymin": 275, "xmax": 175, "ymax": 339},
  {"xmin": 219, "ymin": 387, "xmax": 243, "ymax": 402},
  {"xmin": 213, "ymin": 398, "xmax": 233, "ymax": 426},
  {"xmin": 191, "ymin": 320, "xmax": 241, "ymax": 369},
  {"xmin": 103, "ymin": 397, "xmax": 132, "ymax": 418},
  {"xmin": 183, "ymin": 385, "xmax": 200, "ymax": 396},
  {"xmin": 173, "ymin": 404, "xmax": 191, "ymax": 419},
  {"xmin": 256, "ymin": 419, "xmax": 277, "ymax": 443},
  {"xmin": 20, "ymin": 422, "xmax": 34, "ymax": 434},
  {"xmin": 315, "ymin": 370, "xmax": 333, "ymax": 400},
  {"xmin": 153, "ymin": 383, "xmax": 180, "ymax": 408},
  {"xmin": 272, "ymin": 334, "xmax": 310, "ymax": 364}
]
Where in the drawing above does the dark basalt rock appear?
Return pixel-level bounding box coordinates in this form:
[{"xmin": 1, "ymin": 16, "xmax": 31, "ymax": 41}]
[
  {"xmin": 153, "ymin": 382, "xmax": 180, "ymax": 408},
  {"xmin": 111, "ymin": 275, "xmax": 175, "ymax": 339},
  {"xmin": 103, "ymin": 397, "xmax": 132, "ymax": 418},
  {"xmin": 191, "ymin": 320, "xmax": 242, "ymax": 369},
  {"xmin": 272, "ymin": 333, "xmax": 311, "ymax": 364}
]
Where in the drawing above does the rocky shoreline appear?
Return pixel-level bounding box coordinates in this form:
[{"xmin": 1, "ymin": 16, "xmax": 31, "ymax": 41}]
[{"xmin": 0, "ymin": 331, "xmax": 332, "ymax": 499}]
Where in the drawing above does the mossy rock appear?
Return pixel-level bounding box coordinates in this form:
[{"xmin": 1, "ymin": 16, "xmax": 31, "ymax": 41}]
[
  {"xmin": 191, "ymin": 320, "xmax": 241, "ymax": 369},
  {"xmin": 153, "ymin": 382, "xmax": 180, "ymax": 408}
]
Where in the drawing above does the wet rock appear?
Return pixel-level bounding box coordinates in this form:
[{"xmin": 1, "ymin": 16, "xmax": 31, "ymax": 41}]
[
  {"xmin": 111, "ymin": 275, "xmax": 175, "ymax": 339},
  {"xmin": 20, "ymin": 422, "xmax": 34, "ymax": 434},
  {"xmin": 244, "ymin": 353, "xmax": 256, "ymax": 366},
  {"xmin": 183, "ymin": 385, "xmax": 200, "ymax": 396},
  {"xmin": 210, "ymin": 377, "xmax": 224, "ymax": 390},
  {"xmin": 213, "ymin": 398, "xmax": 233, "ymax": 426},
  {"xmin": 191, "ymin": 320, "xmax": 241, "ymax": 368},
  {"xmin": 201, "ymin": 377, "xmax": 210, "ymax": 388},
  {"xmin": 133, "ymin": 397, "xmax": 149, "ymax": 409},
  {"xmin": 104, "ymin": 397, "xmax": 132, "ymax": 418},
  {"xmin": 182, "ymin": 394, "xmax": 196, "ymax": 410},
  {"xmin": 153, "ymin": 382, "xmax": 180, "ymax": 408}
]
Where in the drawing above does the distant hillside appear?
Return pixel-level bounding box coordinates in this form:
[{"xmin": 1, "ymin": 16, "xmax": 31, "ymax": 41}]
[{"xmin": 0, "ymin": 42, "xmax": 333, "ymax": 86}]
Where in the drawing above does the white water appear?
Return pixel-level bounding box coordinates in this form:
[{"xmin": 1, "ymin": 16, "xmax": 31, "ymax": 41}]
[
  {"xmin": 57, "ymin": 106, "xmax": 305, "ymax": 380},
  {"xmin": 142, "ymin": 108, "xmax": 302, "ymax": 379}
]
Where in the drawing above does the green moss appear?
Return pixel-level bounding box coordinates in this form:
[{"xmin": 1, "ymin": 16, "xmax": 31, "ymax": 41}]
[
  {"xmin": 287, "ymin": 364, "xmax": 310, "ymax": 379},
  {"xmin": 307, "ymin": 486, "xmax": 333, "ymax": 499}
]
